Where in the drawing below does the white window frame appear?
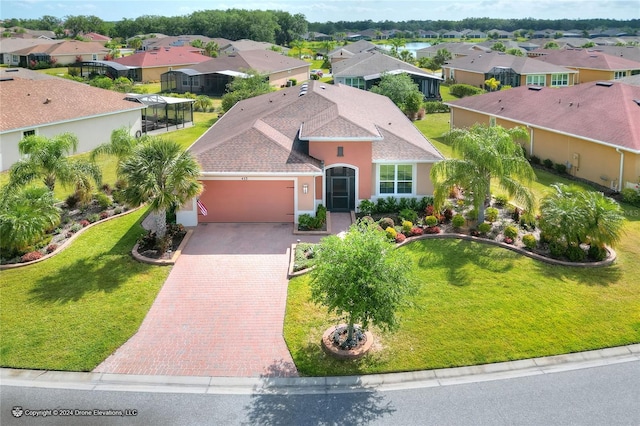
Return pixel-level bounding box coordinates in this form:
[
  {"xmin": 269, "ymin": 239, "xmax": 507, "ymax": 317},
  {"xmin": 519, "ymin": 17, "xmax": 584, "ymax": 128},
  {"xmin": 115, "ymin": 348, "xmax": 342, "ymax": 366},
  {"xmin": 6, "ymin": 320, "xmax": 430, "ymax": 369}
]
[
  {"xmin": 91, "ymin": 54, "xmax": 97, "ymax": 60},
  {"xmin": 614, "ymin": 71, "xmax": 626, "ymax": 79},
  {"xmin": 526, "ymin": 74, "xmax": 546, "ymax": 86},
  {"xmin": 551, "ymin": 73, "xmax": 569, "ymax": 87},
  {"xmin": 377, "ymin": 164, "xmax": 415, "ymax": 195}
]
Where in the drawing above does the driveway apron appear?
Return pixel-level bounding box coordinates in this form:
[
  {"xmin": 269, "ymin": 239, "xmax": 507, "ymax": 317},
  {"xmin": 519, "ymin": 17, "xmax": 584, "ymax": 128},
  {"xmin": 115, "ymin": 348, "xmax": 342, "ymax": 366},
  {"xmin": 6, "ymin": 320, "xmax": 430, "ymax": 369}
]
[{"xmin": 94, "ymin": 222, "xmax": 331, "ymax": 378}]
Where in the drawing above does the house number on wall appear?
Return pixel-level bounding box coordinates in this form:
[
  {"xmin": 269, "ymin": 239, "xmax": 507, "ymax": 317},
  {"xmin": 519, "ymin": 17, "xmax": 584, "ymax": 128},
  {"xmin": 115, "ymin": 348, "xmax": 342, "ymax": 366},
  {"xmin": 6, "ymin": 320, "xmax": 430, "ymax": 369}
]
[{"xmin": 240, "ymin": 177, "xmax": 248, "ymax": 180}]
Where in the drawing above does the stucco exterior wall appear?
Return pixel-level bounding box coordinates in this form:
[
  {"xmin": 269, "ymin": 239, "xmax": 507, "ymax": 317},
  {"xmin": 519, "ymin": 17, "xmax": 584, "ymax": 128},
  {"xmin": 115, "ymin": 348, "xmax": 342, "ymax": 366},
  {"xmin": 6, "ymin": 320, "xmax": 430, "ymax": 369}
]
[
  {"xmin": 0, "ymin": 110, "xmax": 142, "ymax": 171},
  {"xmin": 309, "ymin": 140, "xmax": 373, "ymax": 198},
  {"xmin": 577, "ymin": 68, "xmax": 614, "ymax": 83},
  {"xmin": 141, "ymin": 65, "xmax": 194, "ymax": 83},
  {"xmin": 416, "ymin": 163, "xmax": 435, "ymax": 195},
  {"xmin": 269, "ymin": 67, "xmax": 309, "ymax": 88},
  {"xmin": 445, "ymin": 68, "xmax": 485, "ymax": 87}
]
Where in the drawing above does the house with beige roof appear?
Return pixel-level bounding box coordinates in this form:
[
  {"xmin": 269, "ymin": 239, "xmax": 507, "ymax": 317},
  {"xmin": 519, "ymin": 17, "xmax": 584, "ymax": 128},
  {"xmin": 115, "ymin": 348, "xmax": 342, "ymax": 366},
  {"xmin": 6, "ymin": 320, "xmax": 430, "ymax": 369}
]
[
  {"xmin": 177, "ymin": 81, "xmax": 443, "ymax": 225},
  {"xmin": 531, "ymin": 48, "xmax": 640, "ymax": 83},
  {"xmin": 0, "ymin": 68, "xmax": 145, "ymax": 171},
  {"xmin": 11, "ymin": 40, "xmax": 109, "ymax": 67},
  {"xmin": 442, "ymin": 51, "xmax": 578, "ymax": 88},
  {"xmin": 112, "ymin": 46, "xmax": 210, "ymax": 82},
  {"xmin": 161, "ymin": 50, "xmax": 310, "ymax": 96},
  {"xmin": 0, "ymin": 38, "xmax": 59, "ymax": 66},
  {"xmin": 445, "ymin": 81, "xmax": 640, "ymax": 192}
]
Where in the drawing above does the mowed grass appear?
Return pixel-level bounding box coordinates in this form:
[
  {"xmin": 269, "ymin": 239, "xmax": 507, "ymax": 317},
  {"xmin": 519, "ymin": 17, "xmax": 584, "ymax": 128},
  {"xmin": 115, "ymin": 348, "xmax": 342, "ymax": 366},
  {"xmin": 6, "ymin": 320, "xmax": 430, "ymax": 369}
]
[
  {"xmin": 0, "ymin": 207, "xmax": 171, "ymax": 371},
  {"xmin": 285, "ymin": 208, "xmax": 640, "ymax": 376}
]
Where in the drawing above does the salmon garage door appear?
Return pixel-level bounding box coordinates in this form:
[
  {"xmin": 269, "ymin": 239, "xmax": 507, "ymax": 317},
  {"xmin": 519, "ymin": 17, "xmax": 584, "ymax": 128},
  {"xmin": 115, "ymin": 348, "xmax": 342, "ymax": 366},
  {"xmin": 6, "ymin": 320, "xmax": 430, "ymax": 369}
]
[{"xmin": 199, "ymin": 180, "xmax": 294, "ymax": 223}]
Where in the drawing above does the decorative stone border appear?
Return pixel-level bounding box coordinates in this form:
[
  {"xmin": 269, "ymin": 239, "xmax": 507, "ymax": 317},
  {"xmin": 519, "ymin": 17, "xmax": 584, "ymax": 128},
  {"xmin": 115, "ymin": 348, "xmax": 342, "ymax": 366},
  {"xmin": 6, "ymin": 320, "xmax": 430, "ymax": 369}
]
[
  {"xmin": 321, "ymin": 324, "xmax": 374, "ymax": 359},
  {"xmin": 131, "ymin": 229, "xmax": 194, "ymax": 266},
  {"xmin": 0, "ymin": 206, "xmax": 141, "ymax": 270}
]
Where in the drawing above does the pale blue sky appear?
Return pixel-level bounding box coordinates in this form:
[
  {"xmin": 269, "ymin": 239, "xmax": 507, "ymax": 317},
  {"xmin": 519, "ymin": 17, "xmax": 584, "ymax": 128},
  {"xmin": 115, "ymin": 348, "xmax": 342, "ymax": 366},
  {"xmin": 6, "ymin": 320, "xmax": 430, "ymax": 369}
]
[{"xmin": 1, "ymin": 0, "xmax": 638, "ymax": 22}]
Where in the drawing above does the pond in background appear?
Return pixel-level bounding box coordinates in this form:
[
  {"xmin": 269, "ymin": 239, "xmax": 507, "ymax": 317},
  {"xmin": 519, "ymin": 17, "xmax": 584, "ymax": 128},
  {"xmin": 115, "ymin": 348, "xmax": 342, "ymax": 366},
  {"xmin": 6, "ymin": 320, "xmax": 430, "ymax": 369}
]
[{"xmin": 379, "ymin": 42, "xmax": 432, "ymax": 58}]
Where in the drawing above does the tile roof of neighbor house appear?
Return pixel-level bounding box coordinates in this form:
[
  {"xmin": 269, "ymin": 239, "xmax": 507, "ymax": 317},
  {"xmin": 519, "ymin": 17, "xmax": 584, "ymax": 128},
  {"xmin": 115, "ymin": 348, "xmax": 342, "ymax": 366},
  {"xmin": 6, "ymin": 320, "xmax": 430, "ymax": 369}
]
[
  {"xmin": 83, "ymin": 32, "xmax": 111, "ymax": 42},
  {"xmin": 189, "ymin": 81, "xmax": 443, "ymax": 174},
  {"xmin": 446, "ymin": 82, "xmax": 640, "ymax": 153},
  {"xmin": 532, "ymin": 48, "xmax": 640, "ymax": 71},
  {"xmin": 186, "ymin": 50, "xmax": 309, "ymax": 75},
  {"xmin": 0, "ymin": 38, "xmax": 59, "ymax": 54},
  {"xmin": 332, "ymin": 50, "xmax": 442, "ymax": 80},
  {"xmin": 444, "ymin": 51, "xmax": 578, "ymax": 75},
  {"xmin": 329, "ymin": 40, "xmax": 378, "ymax": 56},
  {"xmin": 220, "ymin": 39, "xmax": 288, "ymax": 53},
  {"xmin": 112, "ymin": 46, "xmax": 210, "ymax": 68},
  {"xmin": 586, "ymin": 45, "xmax": 640, "ymax": 63},
  {"xmin": 416, "ymin": 42, "xmax": 490, "ymax": 56},
  {"xmin": 616, "ymin": 73, "xmax": 640, "ymax": 86},
  {"xmin": 12, "ymin": 40, "xmax": 109, "ymax": 56},
  {"xmin": 0, "ymin": 68, "xmax": 145, "ymax": 133}
]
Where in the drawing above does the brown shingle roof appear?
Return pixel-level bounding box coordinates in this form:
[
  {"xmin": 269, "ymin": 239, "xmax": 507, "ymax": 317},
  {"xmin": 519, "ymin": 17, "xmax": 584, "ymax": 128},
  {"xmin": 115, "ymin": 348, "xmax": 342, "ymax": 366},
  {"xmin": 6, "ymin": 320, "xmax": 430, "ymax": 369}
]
[
  {"xmin": 446, "ymin": 82, "xmax": 640, "ymax": 152},
  {"xmin": 0, "ymin": 68, "xmax": 144, "ymax": 132},
  {"xmin": 532, "ymin": 48, "xmax": 640, "ymax": 71},
  {"xmin": 189, "ymin": 50, "xmax": 309, "ymax": 75},
  {"xmin": 12, "ymin": 40, "xmax": 109, "ymax": 56},
  {"xmin": 445, "ymin": 51, "xmax": 577, "ymax": 75},
  {"xmin": 190, "ymin": 82, "xmax": 443, "ymax": 174},
  {"xmin": 113, "ymin": 46, "xmax": 209, "ymax": 68}
]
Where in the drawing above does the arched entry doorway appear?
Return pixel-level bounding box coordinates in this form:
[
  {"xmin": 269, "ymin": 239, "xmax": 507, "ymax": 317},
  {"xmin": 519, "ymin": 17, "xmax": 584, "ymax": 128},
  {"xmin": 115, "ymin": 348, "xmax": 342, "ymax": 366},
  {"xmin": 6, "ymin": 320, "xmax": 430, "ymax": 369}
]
[{"xmin": 326, "ymin": 166, "xmax": 356, "ymax": 211}]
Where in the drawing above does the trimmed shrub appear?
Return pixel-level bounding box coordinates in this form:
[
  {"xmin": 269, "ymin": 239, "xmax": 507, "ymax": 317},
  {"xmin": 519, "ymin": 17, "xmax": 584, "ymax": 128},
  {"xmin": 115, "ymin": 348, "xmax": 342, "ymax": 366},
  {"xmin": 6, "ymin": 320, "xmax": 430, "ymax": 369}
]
[
  {"xmin": 79, "ymin": 220, "xmax": 90, "ymax": 228},
  {"xmin": 399, "ymin": 208, "xmax": 418, "ymax": 223},
  {"xmin": 395, "ymin": 233, "xmax": 407, "ymax": 243},
  {"xmin": 70, "ymin": 223, "xmax": 83, "ymax": 233},
  {"xmin": 566, "ymin": 244, "xmax": 586, "ymax": 262},
  {"xmin": 485, "ymin": 207, "xmax": 499, "ymax": 222},
  {"xmin": 452, "ymin": 214, "xmax": 465, "ymax": 229},
  {"xmin": 450, "ymin": 83, "xmax": 485, "ymax": 98},
  {"xmin": 401, "ymin": 220, "xmax": 413, "ymax": 234},
  {"xmin": 466, "ymin": 208, "xmax": 478, "ymax": 221},
  {"xmin": 21, "ymin": 251, "xmax": 43, "ymax": 262},
  {"xmin": 477, "ymin": 222, "xmax": 492, "ymax": 235},
  {"xmin": 548, "ymin": 241, "xmax": 566, "ymax": 258},
  {"xmin": 530, "ymin": 155, "xmax": 541, "ymax": 165},
  {"xmin": 588, "ymin": 244, "xmax": 608, "ymax": 261},
  {"xmin": 87, "ymin": 214, "xmax": 100, "ymax": 223},
  {"xmin": 100, "ymin": 211, "xmax": 109, "ymax": 220},
  {"xmin": 113, "ymin": 207, "xmax": 123, "ymax": 215},
  {"xmin": 46, "ymin": 243, "xmax": 58, "ymax": 254},
  {"xmin": 504, "ymin": 225, "xmax": 519, "ymax": 239},
  {"xmin": 554, "ymin": 163, "xmax": 567, "ymax": 174},
  {"xmin": 378, "ymin": 217, "xmax": 395, "ymax": 230},
  {"xmin": 442, "ymin": 208, "xmax": 454, "ymax": 222},
  {"xmin": 522, "ymin": 234, "xmax": 537, "ymax": 250},
  {"xmin": 423, "ymin": 101, "xmax": 450, "ymax": 113},
  {"xmin": 385, "ymin": 227, "xmax": 397, "ymax": 240},
  {"xmin": 425, "ymin": 215, "xmax": 439, "ymax": 227},
  {"xmin": 493, "ymin": 195, "xmax": 508, "ymax": 206},
  {"xmin": 424, "ymin": 226, "xmax": 441, "ymax": 234},
  {"xmin": 621, "ymin": 188, "xmax": 640, "ymax": 207},
  {"xmin": 543, "ymin": 158, "xmax": 554, "ymax": 168},
  {"xmin": 503, "ymin": 237, "xmax": 514, "ymax": 244},
  {"xmin": 411, "ymin": 227, "xmax": 424, "ymax": 236},
  {"xmin": 358, "ymin": 199, "xmax": 375, "ymax": 215},
  {"xmin": 94, "ymin": 192, "xmax": 112, "ymax": 209},
  {"xmin": 425, "ymin": 204, "xmax": 435, "ymax": 216}
]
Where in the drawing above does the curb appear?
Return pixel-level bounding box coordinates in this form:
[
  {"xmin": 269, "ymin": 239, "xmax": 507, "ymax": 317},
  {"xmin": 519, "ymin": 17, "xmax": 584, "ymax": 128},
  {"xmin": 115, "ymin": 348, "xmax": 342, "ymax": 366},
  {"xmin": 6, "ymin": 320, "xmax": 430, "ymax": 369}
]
[
  {"xmin": 131, "ymin": 229, "xmax": 194, "ymax": 266},
  {"xmin": 2, "ymin": 344, "xmax": 638, "ymax": 395}
]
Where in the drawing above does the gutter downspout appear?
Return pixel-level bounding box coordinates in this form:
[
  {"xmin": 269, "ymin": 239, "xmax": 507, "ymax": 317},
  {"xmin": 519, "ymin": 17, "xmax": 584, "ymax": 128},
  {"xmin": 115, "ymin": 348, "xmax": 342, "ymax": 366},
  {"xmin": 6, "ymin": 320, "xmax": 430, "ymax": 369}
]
[
  {"xmin": 528, "ymin": 126, "xmax": 534, "ymax": 157},
  {"xmin": 616, "ymin": 148, "xmax": 624, "ymax": 192}
]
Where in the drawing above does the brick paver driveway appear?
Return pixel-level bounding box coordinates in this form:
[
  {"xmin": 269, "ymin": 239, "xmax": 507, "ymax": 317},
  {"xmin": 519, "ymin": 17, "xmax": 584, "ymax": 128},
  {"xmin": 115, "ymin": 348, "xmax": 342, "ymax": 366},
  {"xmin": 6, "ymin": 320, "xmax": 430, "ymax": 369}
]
[{"xmin": 94, "ymin": 222, "xmax": 327, "ymax": 378}]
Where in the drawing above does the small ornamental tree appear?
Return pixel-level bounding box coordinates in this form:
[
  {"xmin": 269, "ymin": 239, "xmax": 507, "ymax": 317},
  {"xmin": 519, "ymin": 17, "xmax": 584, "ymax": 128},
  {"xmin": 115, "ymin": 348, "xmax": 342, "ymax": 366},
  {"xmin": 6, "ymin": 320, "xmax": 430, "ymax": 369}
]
[{"xmin": 309, "ymin": 221, "xmax": 416, "ymax": 347}]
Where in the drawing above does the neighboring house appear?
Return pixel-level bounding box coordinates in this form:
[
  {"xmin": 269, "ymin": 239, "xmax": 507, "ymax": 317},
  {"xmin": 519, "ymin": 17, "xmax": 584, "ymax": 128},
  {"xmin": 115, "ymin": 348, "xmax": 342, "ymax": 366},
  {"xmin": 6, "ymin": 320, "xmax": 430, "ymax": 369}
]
[
  {"xmin": 83, "ymin": 32, "xmax": 111, "ymax": 44},
  {"xmin": 332, "ymin": 51, "xmax": 442, "ymax": 100},
  {"xmin": 588, "ymin": 45, "xmax": 640, "ymax": 63},
  {"xmin": 463, "ymin": 30, "xmax": 487, "ymax": 39},
  {"xmin": 304, "ymin": 32, "xmax": 332, "ymax": 41},
  {"xmin": 328, "ymin": 39, "xmax": 380, "ymax": 65},
  {"xmin": 0, "ymin": 38, "xmax": 59, "ymax": 65},
  {"xmin": 161, "ymin": 49, "xmax": 310, "ymax": 95},
  {"xmin": 442, "ymin": 51, "xmax": 578, "ymax": 88},
  {"xmin": 177, "ymin": 81, "xmax": 443, "ymax": 225},
  {"xmin": 0, "ymin": 68, "xmax": 145, "ymax": 171},
  {"xmin": 445, "ymin": 81, "xmax": 640, "ymax": 192},
  {"xmin": 112, "ymin": 46, "xmax": 210, "ymax": 82},
  {"xmin": 442, "ymin": 31, "xmax": 464, "ymax": 39},
  {"xmin": 416, "ymin": 42, "xmax": 490, "ymax": 60},
  {"xmin": 532, "ymin": 48, "xmax": 640, "ymax": 82},
  {"xmin": 10, "ymin": 40, "xmax": 109, "ymax": 67},
  {"xmin": 143, "ymin": 35, "xmax": 230, "ymax": 52},
  {"xmin": 487, "ymin": 29, "xmax": 512, "ymax": 39},
  {"xmin": 420, "ymin": 30, "xmax": 440, "ymax": 39},
  {"xmin": 219, "ymin": 39, "xmax": 288, "ymax": 55}
]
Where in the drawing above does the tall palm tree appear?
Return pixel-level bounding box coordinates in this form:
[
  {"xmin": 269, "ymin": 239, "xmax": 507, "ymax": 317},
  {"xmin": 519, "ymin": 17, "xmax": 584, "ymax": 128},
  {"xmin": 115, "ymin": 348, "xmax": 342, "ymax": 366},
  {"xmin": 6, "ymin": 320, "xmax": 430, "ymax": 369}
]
[
  {"xmin": 431, "ymin": 124, "xmax": 536, "ymax": 223},
  {"xmin": 0, "ymin": 186, "xmax": 60, "ymax": 254},
  {"xmin": 118, "ymin": 138, "xmax": 202, "ymax": 238},
  {"xmin": 9, "ymin": 133, "xmax": 101, "ymax": 192},
  {"xmin": 389, "ymin": 37, "xmax": 406, "ymax": 58},
  {"xmin": 90, "ymin": 127, "xmax": 147, "ymax": 165},
  {"xmin": 193, "ymin": 95, "xmax": 213, "ymax": 112},
  {"xmin": 289, "ymin": 39, "xmax": 305, "ymax": 58}
]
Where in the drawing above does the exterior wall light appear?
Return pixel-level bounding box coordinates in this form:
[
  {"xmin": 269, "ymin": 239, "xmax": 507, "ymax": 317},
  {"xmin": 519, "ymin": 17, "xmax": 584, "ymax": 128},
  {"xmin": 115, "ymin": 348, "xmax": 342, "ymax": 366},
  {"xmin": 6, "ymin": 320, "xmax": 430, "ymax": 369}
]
[{"xmin": 303, "ymin": 184, "xmax": 309, "ymax": 194}]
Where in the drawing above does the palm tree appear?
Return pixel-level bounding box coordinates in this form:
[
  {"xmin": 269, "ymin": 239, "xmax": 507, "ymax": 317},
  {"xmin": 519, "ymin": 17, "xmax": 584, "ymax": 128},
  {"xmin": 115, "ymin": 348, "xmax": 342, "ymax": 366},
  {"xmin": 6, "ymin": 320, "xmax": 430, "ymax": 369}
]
[
  {"xmin": 0, "ymin": 186, "xmax": 60, "ymax": 254},
  {"xmin": 540, "ymin": 184, "xmax": 625, "ymax": 248},
  {"xmin": 398, "ymin": 50, "xmax": 415, "ymax": 64},
  {"xmin": 9, "ymin": 133, "xmax": 101, "ymax": 193},
  {"xmin": 193, "ymin": 95, "xmax": 213, "ymax": 112},
  {"xmin": 484, "ymin": 77, "xmax": 500, "ymax": 91},
  {"xmin": 320, "ymin": 39, "xmax": 335, "ymax": 55},
  {"xmin": 289, "ymin": 39, "xmax": 305, "ymax": 58},
  {"xmin": 389, "ymin": 37, "xmax": 406, "ymax": 58},
  {"xmin": 190, "ymin": 39, "xmax": 203, "ymax": 48},
  {"xmin": 431, "ymin": 124, "xmax": 536, "ymax": 224},
  {"xmin": 204, "ymin": 41, "xmax": 219, "ymax": 57},
  {"xmin": 90, "ymin": 127, "xmax": 147, "ymax": 165},
  {"xmin": 118, "ymin": 137, "xmax": 202, "ymax": 238},
  {"xmin": 129, "ymin": 37, "xmax": 142, "ymax": 51}
]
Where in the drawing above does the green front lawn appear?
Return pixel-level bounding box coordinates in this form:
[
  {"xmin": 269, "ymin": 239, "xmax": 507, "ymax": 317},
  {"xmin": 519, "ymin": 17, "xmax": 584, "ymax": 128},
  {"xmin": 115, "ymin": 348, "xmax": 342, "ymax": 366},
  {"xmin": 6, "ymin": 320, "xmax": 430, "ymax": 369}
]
[
  {"xmin": 0, "ymin": 207, "xmax": 170, "ymax": 371},
  {"xmin": 284, "ymin": 209, "xmax": 640, "ymax": 376}
]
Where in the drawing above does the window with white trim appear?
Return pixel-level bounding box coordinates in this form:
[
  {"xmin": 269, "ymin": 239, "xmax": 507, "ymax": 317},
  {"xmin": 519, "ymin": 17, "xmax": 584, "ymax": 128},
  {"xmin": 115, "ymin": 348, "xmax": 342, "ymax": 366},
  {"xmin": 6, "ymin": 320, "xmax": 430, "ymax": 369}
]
[
  {"xmin": 92, "ymin": 54, "xmax": 97, "ymax": 60},
  {"xmin": 551, "ymin": 73, "xmax": 569, "ymax": 87},
  {"xmin": 614, "ymin": 71, "xmax": 626, "ymax": 79},
  {"xmin": 344, "ymin": 77, "xmax": 365, "ymax": 89},
  {"xmin": 526, "ymin": 74, "xmax": 546, "ymax": 86},
  {"xmin": 379, "ymin": 164, "xmax": 413, "ymax": 195}
]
